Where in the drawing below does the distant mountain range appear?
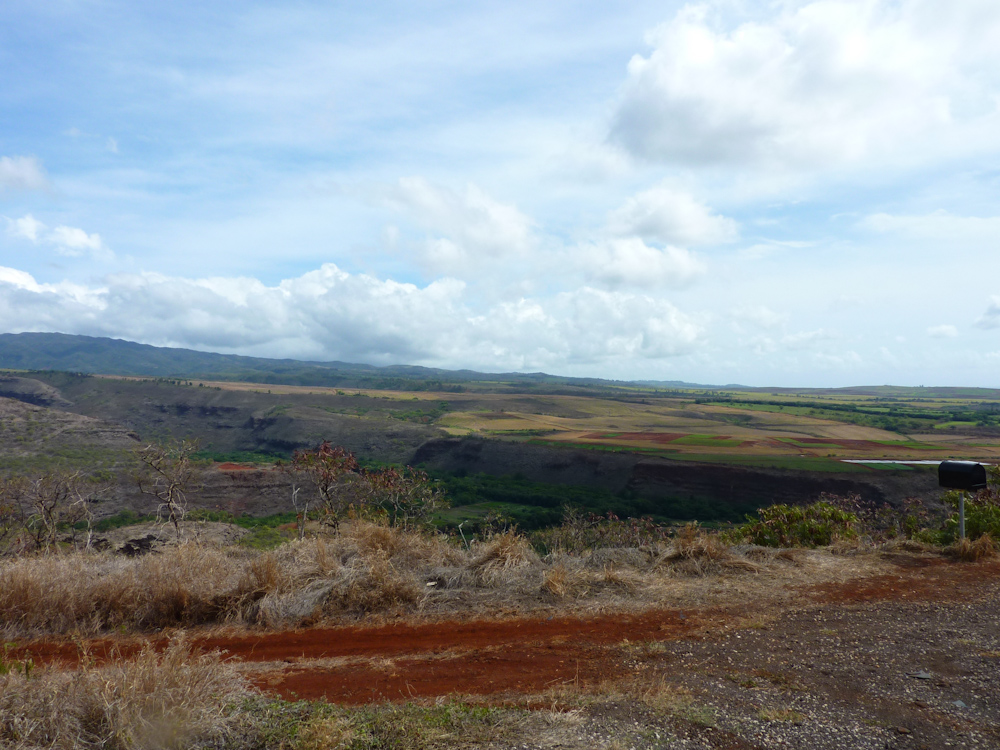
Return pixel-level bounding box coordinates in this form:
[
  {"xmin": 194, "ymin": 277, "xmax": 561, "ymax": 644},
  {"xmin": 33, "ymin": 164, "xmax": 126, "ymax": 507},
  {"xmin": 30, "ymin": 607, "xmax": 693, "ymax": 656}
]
[
  {"xmin": 2, "ymin": 332, "xmax": 998, "ymax": 400},
  {"xmin": 0, "ymin": 332, "xmax": 711, "ymax": 393}
]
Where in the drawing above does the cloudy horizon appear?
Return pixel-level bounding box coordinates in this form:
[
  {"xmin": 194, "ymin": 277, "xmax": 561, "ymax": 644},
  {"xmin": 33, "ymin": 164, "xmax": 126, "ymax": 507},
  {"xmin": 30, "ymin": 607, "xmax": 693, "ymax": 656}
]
[{"xmin": 2, "ymin": 0, "xmax": 998, "ymax": 387}]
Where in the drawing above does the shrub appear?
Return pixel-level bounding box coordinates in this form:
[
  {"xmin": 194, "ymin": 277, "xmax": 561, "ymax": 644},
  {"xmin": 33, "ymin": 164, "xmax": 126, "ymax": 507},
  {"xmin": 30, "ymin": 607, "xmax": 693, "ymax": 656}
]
[
  {"xmin": 727, "ymin": 501, "xmax": 859, "ymax": 548},
  {"xmin": 938, "ymin": 489, "xmax": 1000, "ymax": 545}
]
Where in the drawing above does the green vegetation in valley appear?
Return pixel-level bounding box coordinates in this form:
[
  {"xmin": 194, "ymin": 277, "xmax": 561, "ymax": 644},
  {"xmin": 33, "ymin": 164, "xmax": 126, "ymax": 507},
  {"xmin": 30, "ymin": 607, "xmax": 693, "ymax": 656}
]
[
  {"xmin": 697, "ymin": 395, "xmax": 1000, "ymax": 433},
  {"xmin": 429, "ymin": 470, "xmax": 764, "ymax": 529}
]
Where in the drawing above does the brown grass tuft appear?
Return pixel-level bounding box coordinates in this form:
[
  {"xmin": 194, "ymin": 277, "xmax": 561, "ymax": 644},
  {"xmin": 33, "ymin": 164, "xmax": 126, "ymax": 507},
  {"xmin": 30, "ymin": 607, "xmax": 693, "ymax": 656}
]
[
  {"xmin": 295, "ymin": 716, "xmax": 355, "ymax": 750},
  {"xmin": 672, "ymin": 524, "xmax": 730, "ymax": 561},
  {"xmin": 326, "ymin": 554, "xmax": 422, "ymax": 616},
  {"xmin": 471, "ymin": 531, "xmax": 539, "ymax": 586},
  {"xmin": 656, "ymin": 524, "xmax": 747, "ymax": 576},
  {"xmin": 0, "ymin": 639, "xmax": 249, "ymax": 750},
  {"xmin": 949, "ymin": 533, "xmax": 998, "ymax": 562}
]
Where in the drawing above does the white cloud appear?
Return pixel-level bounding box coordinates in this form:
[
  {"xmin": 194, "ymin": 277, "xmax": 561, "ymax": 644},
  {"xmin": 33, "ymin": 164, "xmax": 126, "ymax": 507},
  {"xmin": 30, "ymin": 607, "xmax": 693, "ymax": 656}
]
[
  {"xmin": 0, "ymin": 264, "xmax": 702, "ymax": 370},
  {"xmin": 50, "ymin": 226, "xmax": 108, "ymax": 257},
  {"xmin": 864, "ymin": 211, "xmax": 1000, "ymax": 243},
  {"xmin": 5, "ymin": 214, "xmax": 45, "ymax": 243},
  {"xmin": 106, "ymin": 137, "xmax": 119, "ymax": 154},
  {"xmin": 386, "ymin": 177, "xmax": 535, "ymax": 270},
  {"xmin": 607, "ymin": 185, "xmax": 737, "ymax": 246},
  {"xmin": 578, "ymin": 238, "xmax": 705, "ymax": 289},
  {"xmin": 976, "ymin": 296, "xmax": 1000, "ymax": 329},
  {"xmin": 4, "ymin": 215, "xmax": 114, "ymax": 261},
  {"xmin": 927, "ymin": 324, "xmax": 958, "ymax": 339},
  {"xmin": 610, "ymin": 1, "xmax": 1000, "ymax": 169},
  {"xmin": 927, "ymin": 324, "xmax": 959, "ymax": 338},
  {"xmin": 0, "ymin": 156, "xmax": 49, "ymax": 191}
]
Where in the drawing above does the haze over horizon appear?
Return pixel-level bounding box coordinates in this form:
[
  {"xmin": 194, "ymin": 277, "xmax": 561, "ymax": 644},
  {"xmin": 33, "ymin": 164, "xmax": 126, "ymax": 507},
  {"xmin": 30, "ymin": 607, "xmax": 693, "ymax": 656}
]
[{"xmin": 1, "ymin": 1, "xmax": 998, "ymax": 388}]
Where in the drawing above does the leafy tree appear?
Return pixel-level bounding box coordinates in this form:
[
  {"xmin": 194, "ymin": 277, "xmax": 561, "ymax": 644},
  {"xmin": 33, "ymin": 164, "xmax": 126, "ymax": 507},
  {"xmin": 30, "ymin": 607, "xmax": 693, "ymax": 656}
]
[
  {"xmin": 359, "ymin": 466, "xmax": 448, "ymax": 528},
  {"xmin": 289, "ymin": 441, "xmax": 360, "ymax": 531}
]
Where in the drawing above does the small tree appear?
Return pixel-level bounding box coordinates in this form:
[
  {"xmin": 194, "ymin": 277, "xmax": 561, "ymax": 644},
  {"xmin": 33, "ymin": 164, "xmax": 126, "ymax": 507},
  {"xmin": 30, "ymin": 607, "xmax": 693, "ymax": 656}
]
[
  {"xmin": 0, "ymin": 472, "xmax": 96, "ymax": 553},
  {"xmin": 359, "ymin": 466, "xmax": 448, "ymax": 528},
  {"xmin": 290, "ymin": 442, "xmax": 360, "ymax": 531},
  {"xmin": 135, "ymin": 440, "xmax": 198, "ymax": 541},
  {"xmin": 0, "ymin": 479, "xmax": 25, "ymax": 553}
]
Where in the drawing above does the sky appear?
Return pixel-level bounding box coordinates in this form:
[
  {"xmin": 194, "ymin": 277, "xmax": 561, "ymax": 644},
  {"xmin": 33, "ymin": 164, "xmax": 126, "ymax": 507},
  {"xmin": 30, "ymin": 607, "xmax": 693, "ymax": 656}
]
[{"xmin": 1, "ymin": 0, "xmax": 999, "ymax": 387}]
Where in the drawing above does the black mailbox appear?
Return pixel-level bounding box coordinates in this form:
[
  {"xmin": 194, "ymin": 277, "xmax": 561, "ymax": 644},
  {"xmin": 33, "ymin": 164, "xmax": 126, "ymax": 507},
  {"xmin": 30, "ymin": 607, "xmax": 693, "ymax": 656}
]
[{"xmin": 938, "ymin": 461, "xmax": 988, "ymax": 491}]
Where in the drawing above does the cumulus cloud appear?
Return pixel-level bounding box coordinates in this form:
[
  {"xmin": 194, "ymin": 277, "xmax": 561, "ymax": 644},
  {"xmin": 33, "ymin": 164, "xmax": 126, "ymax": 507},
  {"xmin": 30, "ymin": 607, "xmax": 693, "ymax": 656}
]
[
  {"xmin": 976, "ymin": 297, "xmax": 1000, "ymax": 329},
  {"xmin": 927, "ymin": 324, "xmax": 959, "ymax": 338},
  {"xmin": 0, "ymin": 156, "xmax": 49, "ymax": 191},
  {"xmin": 386, "ymin": 177, "xmax": 535, "ymax": 270},
  {"xmin": 5, "ymin": 214, "xmax": 45, "ymax": 243},
  {"xmin": 577, "ymin": 238, "xmax": 705, "ymax": 289},
  {"xmin": 607, "ymin": 185, "xmax": 737, "ymax": 246},
  {"xmin": 4, "ymin": 215, "xmax": 113, "ymax": 261},
  {"xmin": 610, "ymin": 1, "xmax": 1000, "ymax": 168},
  {"xmin": 0, "ymin": 264, "xmax": 702, "ymax": 370},
  {"xmin": 49, "ymin": 226, "xmax": 108, "ymax": 257}
]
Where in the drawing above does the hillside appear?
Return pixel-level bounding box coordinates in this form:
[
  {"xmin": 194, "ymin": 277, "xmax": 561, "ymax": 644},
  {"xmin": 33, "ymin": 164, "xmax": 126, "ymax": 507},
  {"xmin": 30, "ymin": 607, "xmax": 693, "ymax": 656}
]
[{"xmin": 0, "ymin": 332, "xmax": 625, "ymax": 393}]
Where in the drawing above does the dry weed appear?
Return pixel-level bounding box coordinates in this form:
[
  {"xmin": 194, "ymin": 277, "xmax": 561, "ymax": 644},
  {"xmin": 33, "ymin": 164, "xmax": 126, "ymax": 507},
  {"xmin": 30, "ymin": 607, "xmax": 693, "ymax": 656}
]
[
  {"xmin": 296, "ymin": 716, "xmax": 355, "ymax": 750},
  {"xmin": 326, "ymin": 554, "xmax": 422, "ymax": 616},
  {"xmin": 346, "ymin": 522, "xmax": 452, "ymax": 567},
  {"xmin": 471, "ymin": 531, "xmax": 539, "ymax": 586},
  {"xmin": 949, "ymin": 534, "xmax": 998, "ymax": 562},
  {"xmin": 881, "ymin": 538, "xmax": 934, "ymax": 554},
  {"xmin": 541, "ymin": 563, "xmax": 590, "ymax": 599},
  {"xmin": 601, "ymin": 565, "xmax": 639, "ymax": 594},
  {"xmin": 759, "ymin": 707, "xmax": 807, "ymax": 724},
  {"xmin": 639, "ymin": 678, "xmax": 694, "ymax": 713},
  {"xmin": 655, "ymin": 524, "xmax": 754, "ymax": 576},
  {"xmin": 0, "ymin": 639, "xmax": 249, "ymax": 750},
  {"xmin": 828, "ymin": 534, "xmax": 869, "ymax": 555}
]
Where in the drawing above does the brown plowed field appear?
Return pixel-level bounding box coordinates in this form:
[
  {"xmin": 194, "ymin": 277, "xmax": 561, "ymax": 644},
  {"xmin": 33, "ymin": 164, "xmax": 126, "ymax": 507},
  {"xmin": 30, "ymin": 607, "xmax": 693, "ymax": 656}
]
[{"xmin": 15, "ymin": 557, "xmax": 1000, "ymax": 707}]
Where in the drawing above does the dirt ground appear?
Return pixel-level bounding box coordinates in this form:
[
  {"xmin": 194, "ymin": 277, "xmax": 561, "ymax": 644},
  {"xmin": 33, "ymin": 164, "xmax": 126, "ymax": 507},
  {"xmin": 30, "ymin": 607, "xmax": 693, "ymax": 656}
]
[{"xmin": 16, "ymin": 554, "xmax": 1000, "ymax": 749}]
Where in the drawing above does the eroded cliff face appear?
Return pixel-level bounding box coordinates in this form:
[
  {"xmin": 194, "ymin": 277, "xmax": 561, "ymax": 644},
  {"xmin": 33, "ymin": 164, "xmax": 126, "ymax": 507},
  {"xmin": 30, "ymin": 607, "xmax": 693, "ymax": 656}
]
[{"xmin": 412, "ymin": 437, "xmax": 940, "ymax": 512}]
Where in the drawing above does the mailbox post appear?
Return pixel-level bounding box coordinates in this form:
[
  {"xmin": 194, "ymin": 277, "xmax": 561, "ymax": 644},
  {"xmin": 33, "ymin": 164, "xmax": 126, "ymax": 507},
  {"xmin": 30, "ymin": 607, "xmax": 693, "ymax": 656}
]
[{"xmin": 938, "ymin": 461, "xmax": 988, "ymax": 540}]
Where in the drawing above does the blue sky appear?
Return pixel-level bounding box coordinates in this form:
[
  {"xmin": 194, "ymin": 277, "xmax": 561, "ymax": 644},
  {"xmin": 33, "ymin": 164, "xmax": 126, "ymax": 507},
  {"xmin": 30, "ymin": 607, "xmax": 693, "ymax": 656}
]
[{"xmin": 1, "ymin": 0, "xmax": 999, "ymax": 386}]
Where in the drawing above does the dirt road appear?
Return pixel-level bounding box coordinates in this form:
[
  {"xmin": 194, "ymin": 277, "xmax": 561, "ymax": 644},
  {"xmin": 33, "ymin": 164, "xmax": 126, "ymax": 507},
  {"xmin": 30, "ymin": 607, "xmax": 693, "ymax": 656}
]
[{"xmin": 18, "ymin": 556, "xmax": 1000, "ymax": 749}]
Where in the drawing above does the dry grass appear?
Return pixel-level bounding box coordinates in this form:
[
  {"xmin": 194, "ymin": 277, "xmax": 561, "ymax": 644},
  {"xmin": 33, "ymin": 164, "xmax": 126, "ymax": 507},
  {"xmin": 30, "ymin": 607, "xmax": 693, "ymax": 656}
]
[
  {"xmin": 0, "ymin": 639, "xmax": 249, "ymax": 750},
  {"xmin": 948, "ymin": 533, "xmax": 998, "ymax": 562},
  {"xmin": 0, "ymin": 519, "xmax": 913, "ymax": 639},
  {"xmin": 758, "ymin": 707, "xmax": 807, "ymax": 724},
  {"xmin": 470, "ymin": 531, "xmax": 539, "ymax": 587},
  {"xmin": 654, "ymin": 524, "xmax": 760, "ymax": 576}
]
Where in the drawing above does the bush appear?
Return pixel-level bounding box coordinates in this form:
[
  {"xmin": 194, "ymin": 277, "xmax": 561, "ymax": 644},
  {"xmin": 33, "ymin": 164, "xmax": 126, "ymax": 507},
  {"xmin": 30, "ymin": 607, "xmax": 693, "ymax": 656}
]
[
  {"xmin": 727, "ymin": 501, "xmax": 859, "ymax": 548},
  {"xmin": 939, "ymin": 489, "xmax": 1000, "ymax": 544}
]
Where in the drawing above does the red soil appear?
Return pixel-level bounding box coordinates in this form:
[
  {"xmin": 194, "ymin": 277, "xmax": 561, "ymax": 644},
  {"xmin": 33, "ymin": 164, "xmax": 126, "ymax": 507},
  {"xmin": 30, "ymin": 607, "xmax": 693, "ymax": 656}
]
[
  {"xmin": 15, "ymin": 558, "xmax": 1000, "ymax": 705},
  {"xmin": 216, "ymin": 462, "xmax": 257, "ymax": 471}
]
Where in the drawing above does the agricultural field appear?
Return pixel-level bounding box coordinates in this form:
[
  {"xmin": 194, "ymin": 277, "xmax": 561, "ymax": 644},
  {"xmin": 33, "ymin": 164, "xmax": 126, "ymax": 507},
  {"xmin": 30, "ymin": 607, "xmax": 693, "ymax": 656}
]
[{"xmin": 177, "ymin": 376, "xmax": 1000, "ymax": 471}]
